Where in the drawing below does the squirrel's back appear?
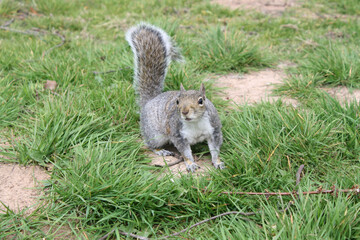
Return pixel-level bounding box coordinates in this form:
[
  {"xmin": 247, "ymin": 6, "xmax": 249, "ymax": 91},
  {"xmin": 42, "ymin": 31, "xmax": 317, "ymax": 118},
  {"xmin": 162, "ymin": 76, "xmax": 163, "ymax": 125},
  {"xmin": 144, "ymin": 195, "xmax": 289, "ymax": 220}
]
[{"xmin": 126, "ymin": 23, "xmax": 182, "ymax": 105}]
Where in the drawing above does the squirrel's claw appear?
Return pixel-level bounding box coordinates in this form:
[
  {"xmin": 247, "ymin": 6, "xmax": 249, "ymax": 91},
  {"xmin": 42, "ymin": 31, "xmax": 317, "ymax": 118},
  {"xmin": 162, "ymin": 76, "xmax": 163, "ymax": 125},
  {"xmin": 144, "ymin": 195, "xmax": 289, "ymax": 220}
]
[
  {"xmin": 185, "ymin": 162, "xmax": 199, "ymax": 172},
  {"xmin": 186, "ymin": 163, "xmax": 199, "ymax": 172},
  {"xmin": 214, "ymin": 161, "xmax": 225, "ymax": 170}
]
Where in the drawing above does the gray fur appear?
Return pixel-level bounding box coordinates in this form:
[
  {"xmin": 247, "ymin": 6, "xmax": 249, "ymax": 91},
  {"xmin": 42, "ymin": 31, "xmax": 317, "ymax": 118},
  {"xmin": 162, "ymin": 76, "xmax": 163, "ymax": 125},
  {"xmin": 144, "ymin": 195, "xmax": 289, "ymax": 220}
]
[
  {"xmin": 126, "ymin": 23, "xmax": 224, "ymax": 172},
  {"xmin": 126, "ymin": 23, "xmax": 182, "ymax": 106}
]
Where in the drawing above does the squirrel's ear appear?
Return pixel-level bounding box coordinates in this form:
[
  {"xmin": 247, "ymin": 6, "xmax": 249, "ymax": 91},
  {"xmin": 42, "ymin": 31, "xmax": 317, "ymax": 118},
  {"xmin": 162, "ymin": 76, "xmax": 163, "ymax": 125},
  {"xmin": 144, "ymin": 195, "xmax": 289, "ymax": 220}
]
[
  {"xmin": 200, "ymin": 83, "xmax": 206, "ymax": 96},
  {"xmin": 180, "ymin": 83, "xmax": 186, "ymax": 92}
]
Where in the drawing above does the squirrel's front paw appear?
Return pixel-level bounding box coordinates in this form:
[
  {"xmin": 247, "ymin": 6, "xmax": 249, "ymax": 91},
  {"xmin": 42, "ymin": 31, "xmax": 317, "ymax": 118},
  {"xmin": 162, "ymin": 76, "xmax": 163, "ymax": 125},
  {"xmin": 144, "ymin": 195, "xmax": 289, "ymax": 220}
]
[
  {"xmin": 186, "ymin": 162, "xmax": 199, "ymax": 172},
  {"xmin": 213, "ymin": 161, "xmax": 225, "ymax": 170},
  {"xmin": 184, "ymin": 158, "xmax": 199, "ymax": 172}
]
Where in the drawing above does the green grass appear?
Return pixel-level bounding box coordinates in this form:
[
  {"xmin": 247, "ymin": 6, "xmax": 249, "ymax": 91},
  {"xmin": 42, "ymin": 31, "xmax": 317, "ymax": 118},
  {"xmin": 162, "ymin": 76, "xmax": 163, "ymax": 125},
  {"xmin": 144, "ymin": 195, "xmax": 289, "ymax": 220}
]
[
  {"xmin": 294, "ymin": 43, "xmax": 360, "ymax": 88},
  {"xmin": 1, "ymin": 0, "xmax": 360, "ymax": 239},
  {"xmin": 192, "ymin": 27, "xmax": 272, "ymax": 73}
]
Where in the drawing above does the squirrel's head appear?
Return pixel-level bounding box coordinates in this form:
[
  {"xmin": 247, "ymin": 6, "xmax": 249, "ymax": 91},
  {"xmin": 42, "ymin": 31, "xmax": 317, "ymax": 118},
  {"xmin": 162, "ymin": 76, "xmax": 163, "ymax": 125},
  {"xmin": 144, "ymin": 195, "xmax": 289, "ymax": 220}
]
[{"xmin": 176, "ymin": 83, "xmax": 206, "ymax": 122}]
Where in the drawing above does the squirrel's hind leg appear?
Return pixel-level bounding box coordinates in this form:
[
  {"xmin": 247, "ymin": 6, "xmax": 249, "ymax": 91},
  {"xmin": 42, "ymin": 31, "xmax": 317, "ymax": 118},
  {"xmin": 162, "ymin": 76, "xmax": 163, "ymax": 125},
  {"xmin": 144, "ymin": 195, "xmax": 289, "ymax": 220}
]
[{"xmin": 143, "ymin": 132, "xmax": 174, "ymax": 156}]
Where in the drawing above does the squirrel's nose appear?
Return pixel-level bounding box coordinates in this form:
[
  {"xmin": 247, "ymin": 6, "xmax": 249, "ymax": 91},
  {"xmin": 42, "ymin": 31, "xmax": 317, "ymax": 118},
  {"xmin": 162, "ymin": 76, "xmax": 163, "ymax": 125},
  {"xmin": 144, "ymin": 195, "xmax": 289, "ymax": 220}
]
[{"xmin": 182, "ymin": 110, "xmax": 189, "ymax": 115}]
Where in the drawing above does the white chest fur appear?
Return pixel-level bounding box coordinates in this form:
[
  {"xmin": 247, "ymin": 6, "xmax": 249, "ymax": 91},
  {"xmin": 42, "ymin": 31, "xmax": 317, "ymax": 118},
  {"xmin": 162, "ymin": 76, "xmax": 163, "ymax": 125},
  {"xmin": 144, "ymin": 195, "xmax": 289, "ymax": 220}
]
[{"xmin": 180, "ymin": 113, "xmax": 214, "ymax": 145}]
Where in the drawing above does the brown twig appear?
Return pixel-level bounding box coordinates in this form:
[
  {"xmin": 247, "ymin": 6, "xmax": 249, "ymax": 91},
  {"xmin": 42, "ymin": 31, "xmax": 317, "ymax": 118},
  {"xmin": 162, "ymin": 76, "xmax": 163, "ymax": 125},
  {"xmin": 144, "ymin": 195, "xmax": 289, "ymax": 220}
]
[
  {"xmin": 193, "ymin": 186, "xmax": 360, "ymax": 197},
  {"xmin": 0, "ymin": 25, "xmax": 43, "ymax": 36},
  {"xmin": 98, "ymin": 211, "xmax": 257, "ymax": 240},
  {"xmin": 160, "ymin": 211, "xmax": 254, "ymax": 239},
  {"xmin": 42, "ymin": 31, "xmax": 66, "ymax": 57},
  {"xmin": 153, "ymin": 153, "xmax": 184, "ymax": 168},
  {"xmin": 1, "ymin": 19, "xmax": 66, "ymax": 57},
  {"xmin": 2, "ymin": 18, "xmax": 15, "ymax": 27},
  {"xmin": 99, "ymin": 201, "xmax": 296, "ymax": 240}
]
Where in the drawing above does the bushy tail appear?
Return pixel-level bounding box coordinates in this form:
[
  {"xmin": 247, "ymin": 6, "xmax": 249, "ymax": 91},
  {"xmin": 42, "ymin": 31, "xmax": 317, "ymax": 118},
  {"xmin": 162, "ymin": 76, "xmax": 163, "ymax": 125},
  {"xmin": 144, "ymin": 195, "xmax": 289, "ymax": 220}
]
[{"xmin": 126, "ymin": 23, "xmax": 183, "ymax": 105}]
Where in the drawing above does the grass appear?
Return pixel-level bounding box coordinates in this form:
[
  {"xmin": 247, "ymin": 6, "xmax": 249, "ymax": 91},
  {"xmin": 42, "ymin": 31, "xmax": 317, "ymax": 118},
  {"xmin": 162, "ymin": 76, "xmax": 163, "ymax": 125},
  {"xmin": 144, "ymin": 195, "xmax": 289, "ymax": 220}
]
[
  {"xmin": 192, "ymin": 27, "xmax": 272, "ymax": 73},
  {"xmin": 0, "ymin": 0, "xmax": 360, "ymax": 239},
  {"xmin": 287, "ymin": 43, "xmax": 360, "ymax": 88}
]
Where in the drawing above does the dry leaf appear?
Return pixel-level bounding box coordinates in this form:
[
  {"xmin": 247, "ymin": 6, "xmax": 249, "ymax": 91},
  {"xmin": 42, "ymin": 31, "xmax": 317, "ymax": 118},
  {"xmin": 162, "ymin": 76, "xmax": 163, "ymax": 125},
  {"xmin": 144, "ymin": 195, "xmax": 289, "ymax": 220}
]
[
  {"xmin": 44, "ymin": 80, "xmax": 58, "ymax": 91},
  {"xmin": 29, "ymin": 7, "xmax": 40, "ymax": 15}
]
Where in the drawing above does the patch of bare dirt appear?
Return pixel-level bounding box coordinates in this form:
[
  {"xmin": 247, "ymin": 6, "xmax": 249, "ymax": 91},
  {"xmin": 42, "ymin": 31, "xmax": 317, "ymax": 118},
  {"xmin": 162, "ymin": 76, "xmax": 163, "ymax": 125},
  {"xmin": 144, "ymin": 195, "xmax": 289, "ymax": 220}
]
[
  {"xmin": 147, "ymin": 147, "xmax": 214, "ymax": 177},
  {"xmin": 322, "ymin": 86, "xmax": 360, "ymax": 104},
  {"xmin": 0, "ymin": 163, "xmax": 49, "ymax": 213},
  {"xmin": 214, "ymin": 68, "xmax": 299, "ymax": 107},
  {"xmin": 213, "ymin": 0, "xmax": 357, "ymax": 20},
  {"xmin": 212, "ymin": 0, "xmax": 298, "ymax": 15}
]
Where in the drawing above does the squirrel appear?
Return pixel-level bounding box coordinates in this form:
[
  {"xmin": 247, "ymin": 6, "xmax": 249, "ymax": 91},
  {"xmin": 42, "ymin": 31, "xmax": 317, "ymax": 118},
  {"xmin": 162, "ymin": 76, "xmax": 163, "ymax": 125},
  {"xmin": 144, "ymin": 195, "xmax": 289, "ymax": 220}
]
[{"xmin": 126, "ymin": 23, "xmax": 224, "ymax": 172}]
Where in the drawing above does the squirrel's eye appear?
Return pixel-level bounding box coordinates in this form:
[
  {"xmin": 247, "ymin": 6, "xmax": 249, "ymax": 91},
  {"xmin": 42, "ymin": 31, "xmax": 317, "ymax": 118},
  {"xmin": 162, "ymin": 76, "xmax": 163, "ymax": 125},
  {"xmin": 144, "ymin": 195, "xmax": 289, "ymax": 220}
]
[
  {"xmin": 198, "ymin": 97, "xmax": 203, "ymax": 105},
  {"xmin": 176, "ymin": 99, "xmax": 179, "ymax": 105}
]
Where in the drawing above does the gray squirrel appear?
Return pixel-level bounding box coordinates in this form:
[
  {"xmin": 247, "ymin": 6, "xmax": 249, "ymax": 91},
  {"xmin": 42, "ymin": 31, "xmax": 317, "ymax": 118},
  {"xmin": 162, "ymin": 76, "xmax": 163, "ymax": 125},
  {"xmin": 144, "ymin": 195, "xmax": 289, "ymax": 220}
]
[{"xmin": 126, "ymin": 23, "xmax": 224, "ymax": 172}]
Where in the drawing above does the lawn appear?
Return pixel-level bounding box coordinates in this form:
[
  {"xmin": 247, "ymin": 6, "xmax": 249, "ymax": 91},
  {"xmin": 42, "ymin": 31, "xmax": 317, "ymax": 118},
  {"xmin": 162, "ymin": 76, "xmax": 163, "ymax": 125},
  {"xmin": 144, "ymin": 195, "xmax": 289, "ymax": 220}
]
[{"xmin": 0, "ymin": 0, "xmax": 359, "ymax": 239}]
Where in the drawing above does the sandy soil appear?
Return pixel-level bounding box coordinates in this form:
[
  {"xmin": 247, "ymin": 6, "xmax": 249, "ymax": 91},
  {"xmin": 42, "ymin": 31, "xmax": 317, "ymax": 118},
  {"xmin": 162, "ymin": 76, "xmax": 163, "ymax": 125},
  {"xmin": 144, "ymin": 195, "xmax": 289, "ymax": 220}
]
[
  {"xmin": 212, "ymin": 0, "xmax": 356, "ymax": 20},
  {"xmin": 212, "ymin": 0, "xmax": 298, "ymax": 15},
  {"xmin": 0, "ymin": 162, "xmax": 49, "ymax": 213},
  {"xmin": 148, "ymin": 148, "xmax": 214, "ymax": 177},
  {"xmin": 214, "ymin": 69, "xmax": 299, "ymax": 106},
  {"xmin": 0, "ymin": 135, "xmax": 49, "ymax": 214},
  {"xmin": 322, "ymin": 86, "xmax": 360, "ymax": 104}
]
